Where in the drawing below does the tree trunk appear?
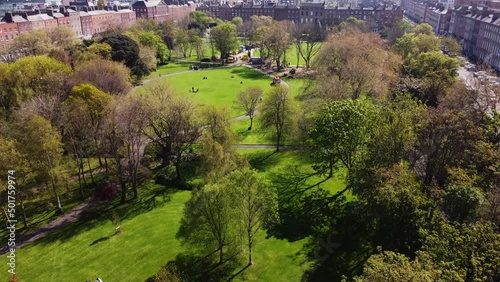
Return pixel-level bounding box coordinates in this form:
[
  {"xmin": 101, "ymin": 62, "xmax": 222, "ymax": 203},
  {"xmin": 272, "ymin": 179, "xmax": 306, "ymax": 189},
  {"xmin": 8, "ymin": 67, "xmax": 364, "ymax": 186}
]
[
  {"xmin": 248, "ymin": 231, "xmax": 253, "ymax": 265},
  {"xmin": 248, "ymin": 116, "xmax": 253, "ymax": 130},
  {"xmin": 19, "ymin": 196, "xmax": 28, "ymax": 229},
  {"xmin": 219, "ymin": 245, "xmax": 224, "ymax": 264},
  {"xmin": 175, "ymin": 152, "xmax": 182, "ymax": 181},
  {"xmin": 116, "ymin": 158, "xmax": 127, "ymax": 203},
  {"xmin": 87, "ymin": 158, "xmax": 95, "ymax": 184},
  {"xmin": 296, "ymin": 44, "xmax": 300, "ymax": 68},
  {"xmin": 1, "ymin": 207, "xmax": 10, "ymax": 228},
  {"xmin": 77, "ymin": 163, "xmax": 84, "ymax": 199},
  {"xmin": 51, "ymin": 180, "xmax": 63, "ymax": 214},
  {"xmin": 276, "ymin": 131, "xmax": 281, "ymax": 152},
  {"xmin": 282, "ymin": 50, "xmax": 287, "ymax": 69},
  {"xmin": 131, "ymin": 166, "xmax": 138, "ymax": 199},
  {"xmin": 81, "ymin": 159, "xmax": 87, "ymax": 186},
  {"xmin": 104, "ymin": 157, "xmax": 109, "ymax": 177},
  {"xmin": 329, "ymin": 156, "xmax": 334, "ymax": 179},
  {"xmin": 98, "ymin": 156, "xmax": 103, "ymax": 167}
]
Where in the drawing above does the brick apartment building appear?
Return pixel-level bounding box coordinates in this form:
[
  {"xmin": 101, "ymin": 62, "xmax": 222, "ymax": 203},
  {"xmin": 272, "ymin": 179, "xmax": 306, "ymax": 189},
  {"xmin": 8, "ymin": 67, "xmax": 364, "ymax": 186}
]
[
  {"xmin": 0, "ymin": 21, "xmax": 18, "ymax": 47},
  {"xmin": 199, "ymin": 2, "xmax": 403, "ymax": 31},
  {"xmin": 402, "ymin": 0, "xmax": 500, "ymax": 69}
]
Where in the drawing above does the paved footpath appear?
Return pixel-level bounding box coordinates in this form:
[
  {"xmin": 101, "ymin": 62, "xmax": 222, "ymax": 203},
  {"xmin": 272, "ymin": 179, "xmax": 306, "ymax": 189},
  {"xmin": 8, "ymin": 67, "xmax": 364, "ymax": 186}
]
[{"xmin": 0, "ymin": 62, "xmax": 295, "ymax": 253}]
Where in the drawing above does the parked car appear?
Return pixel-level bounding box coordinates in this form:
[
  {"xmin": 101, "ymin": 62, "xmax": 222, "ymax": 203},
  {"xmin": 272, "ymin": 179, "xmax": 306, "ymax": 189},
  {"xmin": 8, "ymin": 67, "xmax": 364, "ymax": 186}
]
[
  {"xmin": 466, "ymin": 63, "xmax": 476, "ymax": 71},
  {"xmin": 200, "ymin": 58, "xmax": 211, "ymax": 63},
  {"xmin": 250, "ymin": 57, "xmax": 263, "ymax": 65}
]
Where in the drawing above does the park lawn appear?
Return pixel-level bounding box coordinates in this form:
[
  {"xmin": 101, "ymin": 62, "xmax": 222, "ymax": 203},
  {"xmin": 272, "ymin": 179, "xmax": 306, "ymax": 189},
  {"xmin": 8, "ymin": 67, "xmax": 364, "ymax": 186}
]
[
  {"xmin": 0, "ymin": 170, "xmax": 106, "ymax": 241},
  {"xmin": 239, "ymin": 148, "xmax": 349, "ymax": 197},
  {"xmin": 4, "ymin": 187, "xmax": 190, "ymax": 282},
  {"xmin": 230, "ymin": 77, "xmax": 308, "ymax": 145},
  {"xmin": 145, "ymin": 62, "xmax": 194, "ymax": 79},
  {"xmin": 253, "ymin": 43, "xmax": 321, "ymax": 68},
  {"xmin": 6, "ymin": 181, "xmax": 315, "ymax": 282},
  {"xmin": 231, "ymin": 118, "xmax": 271, "ymax": 145},
  {"xmin": 232, "ymin": 233, "xmax": 311, "ymax": 282},
  {"xmin": 159, "ymin": 66, "xmax": 274, "ymax": 118}
]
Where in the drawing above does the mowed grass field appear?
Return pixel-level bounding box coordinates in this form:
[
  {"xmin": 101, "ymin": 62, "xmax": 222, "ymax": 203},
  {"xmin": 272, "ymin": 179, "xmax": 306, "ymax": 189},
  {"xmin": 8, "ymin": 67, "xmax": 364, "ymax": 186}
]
[
  {"xmin": 2, "ymin": 66, "xmax": 333, "ymax": 282},
  {"xmin": 146, "ymin": 66, "xmax": 279, "ymax": 118},
  {"xmin": 2, "ymin": 149, "xmax": 329, "ymax": 282}
]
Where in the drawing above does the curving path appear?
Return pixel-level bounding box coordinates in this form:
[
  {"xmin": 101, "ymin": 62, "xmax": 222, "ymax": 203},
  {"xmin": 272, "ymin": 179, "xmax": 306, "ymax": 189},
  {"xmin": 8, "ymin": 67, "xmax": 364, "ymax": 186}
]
[{"xmin": 1, "ymin": 62, "xmax": 294, "ymax": 254}]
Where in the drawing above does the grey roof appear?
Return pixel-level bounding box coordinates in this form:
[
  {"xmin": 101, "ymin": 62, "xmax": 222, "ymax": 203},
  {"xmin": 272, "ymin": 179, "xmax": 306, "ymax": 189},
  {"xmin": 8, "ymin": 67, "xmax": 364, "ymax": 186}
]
[{"xmin": 132, "ymin": 0, "xmax": 166, "ymax": 8}]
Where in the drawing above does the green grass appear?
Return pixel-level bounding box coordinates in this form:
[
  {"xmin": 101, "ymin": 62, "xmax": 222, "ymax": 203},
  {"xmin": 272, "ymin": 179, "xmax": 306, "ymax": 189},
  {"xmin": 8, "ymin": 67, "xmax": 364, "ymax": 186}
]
[
  {"xmin": 4, "ymin": 149, "xmax": 337, "ymax": 282},
  {"xmin": 231, "ymin": 118, "xmax": 271, "ymax": 145},
  {"xmin": 145, "ymin": 62, "xmax": 195, "ymax": 79},
  {"xmin": 239, "ymin": 149, "xmax": 348, "ymax": 197},
  {"xmin": 253, "ymin": 43, "xmax": 322, "ymax": 68},
  {"xmin": 5, "ymin": 179, "xmax": 314, "ymax": 282},
  {"xmin": 4, "ymin": 185, "xmax": 189, "ymax": 282},
  {"xmin": 154, "ymin": 67, "xmax": 276, "ymax": 118},
  {"xmin": 4, "ymin": 66, "xmax": 328, "ymax": 282},
  {"xmin": 232, "ymin": 234, "xmax": 311, "ymax": 282}
]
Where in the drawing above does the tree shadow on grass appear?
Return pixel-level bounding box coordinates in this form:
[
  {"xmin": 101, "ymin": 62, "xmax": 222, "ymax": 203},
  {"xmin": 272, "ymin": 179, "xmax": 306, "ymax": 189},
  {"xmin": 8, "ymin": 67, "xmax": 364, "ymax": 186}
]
[
  {"xmin": 147, "ymin": 250, "xmax": 242, "ymax": 282},
  {"xmin": 230, "ymin": 68, "xmax": 270, "ymax": 80},
  {"xmin": 89, "ymin": 236, "xmax": 110, "ymax": 246},
  {"xmin": 266, "ymin": 166, "xmax": 340, "ymax": 242},
  {"xmin": 26, "ymin": 183, "xmax": 179, "ymax": 247},
  {"xmin": 245, "ymin": 150, "xmax": 279, "ymax": 171}
]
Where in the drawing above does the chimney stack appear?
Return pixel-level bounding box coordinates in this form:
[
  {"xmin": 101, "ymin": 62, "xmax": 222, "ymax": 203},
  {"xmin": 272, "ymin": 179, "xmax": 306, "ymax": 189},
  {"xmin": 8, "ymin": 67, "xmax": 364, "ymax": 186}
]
[
  {"xmin": 493, "ymin": 12, "xmax": 500, "ymax": 22},
  {"xmin": 4, "ymin": 12, "xmax": 13, "ymax": 23}
]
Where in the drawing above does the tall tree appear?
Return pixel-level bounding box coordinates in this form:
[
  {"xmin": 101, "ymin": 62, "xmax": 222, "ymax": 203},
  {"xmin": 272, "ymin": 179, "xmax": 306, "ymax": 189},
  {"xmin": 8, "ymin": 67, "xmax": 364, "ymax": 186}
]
[
  {"xmin": 9, "ymin": 29, "xmax": 52, "ymax": 57},
  {"xmin": 259, "ymin": 84, "xmax": 298, "ymax": 151},
  {"xmin": 0, "ymin": 137, "xmax": 33, "ymax": 228},
  {"xmin": 178, "ymin": 183, "xmax": 237, "ymax": 264},
  {"xmin": 314, "ymin": 31, "xmax": 401, "ymax": 100},
  {"xmin": 2, "ymin": 56, "xmax": 72, "ymax": 110},
  {"xmin": 75, "ymin": 59, "xmax": 132, "ymax": 95},
  {"xmin": 48, "ymin": 26, "xmax": 77, "ymax": 51},
  {"xmin": 310, "ymin": 99, "xmax": 372, "ymax": 178},
  {"xmin": 225, "ymin": 169, "xmax": 277, "ymax": 265},
  {"xmin": 210, "ymin": 21, "xmax": 238, "ymax": 61},
  {"xmin": 101, "ymin": 33, "xmax": 149, "ymax": 77},
  {"xmin": 265, "ymin": 21, "xmax": 292, "ymax": 72},
  {"xmin": 146, "ymin": 84, "xmax": 200, "ymax": 180},
  {"xmin": 13, "ymin": 114, "xmax": 65, "ymax": 213},
  {"xmin": 198, "ymin": 106, "xmax": 244, "ymax": 182},
  {"xmin": 292, "ymin": 23, "xmax": 325, "ymax": 70},
  {"xmin": 113, "ymin": 94, "xmax": 152, "ymax": 199},
  {"xmin": 159, "ymin": 20, "xmax": 176, "ymax": 60},
  {"xmin": 237, "ymin": 86, "xmax": 263, "ymax": 130},
  {"xmin": 62, "ymin": 83, "xmax": 112, "ymax": 188}
]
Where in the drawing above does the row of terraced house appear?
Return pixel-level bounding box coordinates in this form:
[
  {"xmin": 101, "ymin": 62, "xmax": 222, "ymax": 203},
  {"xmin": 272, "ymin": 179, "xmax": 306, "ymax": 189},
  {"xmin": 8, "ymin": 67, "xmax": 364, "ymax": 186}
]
[
  {"xmin": 403, "ymin": 0, "xmax": 500, "ymax": 69},
  {"xmin": 197, "ymin": 2, "xmax": 403, "ymax": 32},
  {"xmin": 0, "ymin": 0, "xmax": 195, "ymax": 47}
]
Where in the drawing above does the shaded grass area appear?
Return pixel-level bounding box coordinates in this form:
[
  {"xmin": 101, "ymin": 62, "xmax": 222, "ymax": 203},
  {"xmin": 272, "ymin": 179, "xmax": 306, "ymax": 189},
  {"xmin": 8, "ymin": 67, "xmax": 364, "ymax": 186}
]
[
  {"xmin": 4, "ymin": 152, "xmax": 318, "ymax": 282},
  {"xmin": 0, "ymin": 169, "xmax": 107, "ymax": 241},
  {"xmin": 253, "ymin": 43, "xmax": 321, "ymax": 68},
  {"xmin": 231, "ymin": 118, "xmax": 270, "ymax": 145},
  {"xmin": 2, "ymin": 67, "xmax": 328, "ymax": 282},
  {"xmin": 1, "ymin": 181, "xmax": 188, "ymax": 282},
  {"xmin": 239, "ymin": 149, "xmax": 347, "ymax": 196},
  {"xmin": 145, "ymin": 62, "xmax": 194, "ymax": 79}
]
